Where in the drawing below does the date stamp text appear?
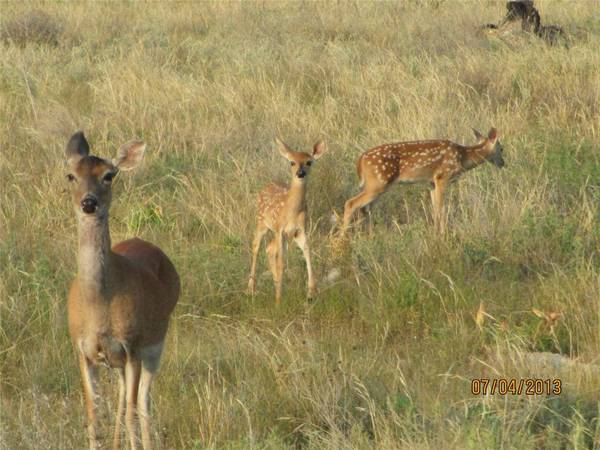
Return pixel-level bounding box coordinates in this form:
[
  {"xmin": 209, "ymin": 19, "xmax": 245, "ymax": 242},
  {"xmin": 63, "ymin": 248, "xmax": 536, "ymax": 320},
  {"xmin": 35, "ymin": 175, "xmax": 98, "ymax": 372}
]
[{"xmin": 471, "ymin": 378, "xmax": 562, "ymax": 396}]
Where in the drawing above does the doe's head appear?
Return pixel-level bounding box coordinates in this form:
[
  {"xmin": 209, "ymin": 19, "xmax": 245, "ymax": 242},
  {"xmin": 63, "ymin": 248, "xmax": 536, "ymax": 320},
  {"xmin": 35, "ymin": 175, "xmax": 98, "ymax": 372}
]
[
  {"xmin": 473, "ymin": 127, "xmax": 505, "ymax": 169},
  {"xmin": 65, "ymin": 131, "xmax": 146, "ymax": 219},
  {"xmin": 275, "ymin": 138, "xmax": 326, "ymax": 181}
]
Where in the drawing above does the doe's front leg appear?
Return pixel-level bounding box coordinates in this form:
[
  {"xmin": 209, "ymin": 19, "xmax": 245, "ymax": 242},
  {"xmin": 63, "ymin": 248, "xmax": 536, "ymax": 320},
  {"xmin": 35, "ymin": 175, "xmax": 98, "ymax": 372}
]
[
  {"xmin": 78, "ymin": 353, "xmax": 101, "ymax": 450},
  {"xmin": 125, "ymin": 357, "xmax": 142, "ymax": 450}
]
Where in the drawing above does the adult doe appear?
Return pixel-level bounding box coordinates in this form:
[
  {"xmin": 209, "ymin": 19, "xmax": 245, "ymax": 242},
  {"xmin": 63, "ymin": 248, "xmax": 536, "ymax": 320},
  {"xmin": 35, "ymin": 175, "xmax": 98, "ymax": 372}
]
[
  {"xmin": 248, "ymin": 138, "xmax": 327, "ymax": 304},
  {"xmin": 65, "ymin": 132, "xmax": 180, "ymax": 450},
  {"xmin": 341, "ymin": 128, "xmax": 504, "ymax": 235}
]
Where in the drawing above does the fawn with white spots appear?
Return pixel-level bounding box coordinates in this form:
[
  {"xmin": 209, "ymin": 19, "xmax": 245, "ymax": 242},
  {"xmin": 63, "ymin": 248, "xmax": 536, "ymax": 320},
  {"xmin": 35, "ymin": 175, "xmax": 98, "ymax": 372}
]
[
  {"xmin": 65, "ymin": 132, "xmax": 180, "ymax": 450},
  {"xmin": 341, "ymin": 128, "xmax": 504, "ymax": 234},
  {"xmin": 248, "ymin": 138, "xmax": 327, "ymax": 304}
]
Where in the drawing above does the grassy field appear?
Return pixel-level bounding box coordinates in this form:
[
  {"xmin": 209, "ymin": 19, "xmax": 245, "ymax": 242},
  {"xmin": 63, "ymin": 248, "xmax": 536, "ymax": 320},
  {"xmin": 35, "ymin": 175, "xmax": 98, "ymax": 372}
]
[{"xmin": 1, "ymin": 1, "xmax": 599, "ymax": 448}]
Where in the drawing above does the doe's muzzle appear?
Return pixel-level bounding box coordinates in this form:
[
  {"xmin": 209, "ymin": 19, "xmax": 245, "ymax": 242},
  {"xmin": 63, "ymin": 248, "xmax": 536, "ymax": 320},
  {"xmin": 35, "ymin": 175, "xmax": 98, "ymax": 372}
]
[{"xmin": 81, "ymin": 196, "xmax": 98, "ymax": 214}]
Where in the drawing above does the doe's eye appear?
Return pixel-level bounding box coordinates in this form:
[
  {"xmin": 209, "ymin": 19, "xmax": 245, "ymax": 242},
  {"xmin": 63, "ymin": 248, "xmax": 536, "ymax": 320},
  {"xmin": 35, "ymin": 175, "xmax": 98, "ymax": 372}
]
[
  {"xmin": 103, "ymin": 172, "xmax": 115, "ymax": 183},
  {"xmin": 290, "ymin": 161, "xmax": 296, "ymax": 166},
  {"xmin": 66, "ymin": 174, "xmax": 76, "ymax": 182},
  {"xmin": 306, "ymin": 161, "xmax": 313, "ymax": 166}
]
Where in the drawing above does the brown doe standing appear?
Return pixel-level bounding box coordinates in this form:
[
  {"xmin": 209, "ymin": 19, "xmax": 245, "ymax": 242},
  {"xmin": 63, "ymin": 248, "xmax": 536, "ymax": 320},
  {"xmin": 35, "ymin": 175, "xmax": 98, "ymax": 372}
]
[
  {"xmin": 341, "ymin": 128, "xmax": 504, "ymax": 235},
  {"xmin": 65, "ymin": 132, "xmax": 180, "ymax": 450},
  {"xmin": 247, "ymin": 138, "xmax": 327, "ymax": 304}
]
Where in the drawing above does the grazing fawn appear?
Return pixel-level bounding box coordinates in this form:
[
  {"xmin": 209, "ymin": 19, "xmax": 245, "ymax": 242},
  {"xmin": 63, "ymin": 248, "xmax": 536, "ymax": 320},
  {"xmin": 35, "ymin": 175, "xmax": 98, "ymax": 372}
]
[
  {"xmin": 248, "ymin": 138, "xmax": 327, "ymax": 304},
  {"xmin": 341, "ymin": 128, "xmax": 504, "ymax": 235},
  {"xmin": 65, "ymin": 132, "xmax": 180, "ymax": 450}
]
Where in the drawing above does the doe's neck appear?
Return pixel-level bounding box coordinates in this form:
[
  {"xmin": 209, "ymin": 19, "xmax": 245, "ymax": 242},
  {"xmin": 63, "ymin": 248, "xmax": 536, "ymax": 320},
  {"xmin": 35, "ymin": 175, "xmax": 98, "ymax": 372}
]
[{"xmin": 76, "ymin": 214, "xmax": 112, "ymax": 296}]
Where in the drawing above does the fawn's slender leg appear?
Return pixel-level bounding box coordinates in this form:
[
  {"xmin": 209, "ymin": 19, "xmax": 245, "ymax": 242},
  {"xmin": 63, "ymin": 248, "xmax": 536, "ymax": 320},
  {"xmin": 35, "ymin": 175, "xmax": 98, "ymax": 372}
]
[
  {"xmin": 266, "ymin": 238, "xmax": 279, "ymax": 304},
  {"xmin": 266, "ymin": 238, "xmax": 277, "ymax": 278},
  {"xmin": 293, "ymin": 217, "xmax": 315, "ymax": 298},
  {"xmin": 79, "ymin": 353, "xmax": 101, "ymax": 450},
  {"xmin": 138, "ymin": 342, "xmax": 163, "ymax": 450},
  {"xmin": 248, "ymin": 222, "xmax": 268, "ymax": 294},
  {"xmin": 432, "ymin": 177, "xmax": 448, "ymax": 234},
  {"xmin": 342, "ymin": 188, "xmax": 384, "ymax": 234},
  {"xmin": 429, "ymin": 187, "xmax": 437, "ymax": 228},
  {"xmin": 113, "ymin": 368, "xmax": 126, "ymax": 450},
  {"xmin": 125, "ymin": 357, "xmax": 142, "ymax": 450},
  {"xmin": 267, "ymin": 232, "xmax": 285, "ymax": 304},
  {"xmin": 361, "ymin": 203, "xmax": 374, "ymax": 234},
  {"xmin": 276, "ymin": 233, "xmax": 285, "ymax": 304}
]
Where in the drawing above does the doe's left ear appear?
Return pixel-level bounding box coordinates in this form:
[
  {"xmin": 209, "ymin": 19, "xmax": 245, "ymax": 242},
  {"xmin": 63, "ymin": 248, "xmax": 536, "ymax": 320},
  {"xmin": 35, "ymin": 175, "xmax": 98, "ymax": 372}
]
[
  {"xmin": 66, "ymin": 131, "xmax": 90, "ymax": 164},
  {"xmin": 114, "ymin": 140, "xmax": 146, "ymax": 171},
  {"xmin": 312, "ymin": 140, "xmax": 326, "ymax": 160},
  {"xmin": 487, "ymin": 128, "xmax": 498, "ymax": 143}
]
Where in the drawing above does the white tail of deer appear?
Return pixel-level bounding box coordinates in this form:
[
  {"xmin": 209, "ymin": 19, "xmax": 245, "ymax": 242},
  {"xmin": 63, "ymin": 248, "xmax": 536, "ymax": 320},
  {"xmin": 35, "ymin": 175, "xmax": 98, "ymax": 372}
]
[
  {"xmin": 247, "ymin": 138, "xmax": 327, "ymax": 304},
  {"xmin": 341, "ymin": 128, "xmax": 504, "ymax": 235},
  {"xmin": 65, "ymin": 132, "xmax": 180, "ymax": 450}
]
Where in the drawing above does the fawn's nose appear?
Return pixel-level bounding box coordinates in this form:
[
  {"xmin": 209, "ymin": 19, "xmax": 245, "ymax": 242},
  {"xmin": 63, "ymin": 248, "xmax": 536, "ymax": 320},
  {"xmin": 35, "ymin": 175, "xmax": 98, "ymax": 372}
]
[
  {"xmin": 296, "ymin": 168, "xmax": 306, "ymax": 178},
  {"xmin": 81, "ymin": 196, "xmax": 98, "ymax": 214}
]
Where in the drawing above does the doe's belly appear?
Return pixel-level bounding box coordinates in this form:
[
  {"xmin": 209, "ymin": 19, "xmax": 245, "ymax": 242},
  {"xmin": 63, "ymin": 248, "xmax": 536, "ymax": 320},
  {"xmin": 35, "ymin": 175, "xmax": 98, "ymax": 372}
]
[{"xmin": 80, "ymin": 333, "xmax": 127, "ymax": 368}]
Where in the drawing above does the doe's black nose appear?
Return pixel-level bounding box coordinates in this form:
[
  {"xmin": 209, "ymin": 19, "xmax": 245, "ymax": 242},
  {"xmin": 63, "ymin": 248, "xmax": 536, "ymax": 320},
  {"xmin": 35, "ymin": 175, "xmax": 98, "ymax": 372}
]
[
  {"xmin": 81, "ymin": 196, "xmax": 98, "ymax": 214},
  {"xmin": 296, "ymin": 169, "xmax": 306, "ymax": 178}
]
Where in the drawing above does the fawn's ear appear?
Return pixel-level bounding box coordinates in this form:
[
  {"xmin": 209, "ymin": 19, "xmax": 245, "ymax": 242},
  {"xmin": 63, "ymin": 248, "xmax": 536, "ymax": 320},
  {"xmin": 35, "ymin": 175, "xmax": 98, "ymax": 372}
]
[
  {"xmin": 312, "ymin": 140, "xmax": 327, "ymax": 160},
  {"xmin": 66, "ymin": 131, "xmax": 90, "ymax": 164},
  {"xmin": 472, "ymin": 128, "xmax": 485, "ymax": 143},
  {"xmin": 114, "ymin": 140, "xmax": 146, "ymax": 171},
  {"xmin": 487, "ymin": 128, "xmax": 498, "ymax": 143},
  {"xmin": 275, "ymin": 137, "xmax": 293, "ymax": 161}
]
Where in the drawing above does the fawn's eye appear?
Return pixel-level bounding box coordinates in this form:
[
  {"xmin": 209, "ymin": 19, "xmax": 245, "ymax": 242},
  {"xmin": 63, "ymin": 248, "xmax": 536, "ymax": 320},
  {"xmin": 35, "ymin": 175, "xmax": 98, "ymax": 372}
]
[
  {"xmin": 306, "ymin": 161, "xmax": 313, "ymax": 166},
  {"xmin": 103, "ymin": 172, "xmax": 115, "ymax": 184},
  {"xmin": 290, "ymin": 161, "xmax": 296, "ymax": 166},
  {"xmin": 66, "ymin": 174, "xmax": 76, "ymax": 182}
]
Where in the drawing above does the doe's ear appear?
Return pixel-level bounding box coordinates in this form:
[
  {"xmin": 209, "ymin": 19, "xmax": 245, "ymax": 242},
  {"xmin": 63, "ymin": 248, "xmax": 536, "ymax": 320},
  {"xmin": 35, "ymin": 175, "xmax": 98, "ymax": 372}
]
[
  {"xmin": 114, "ymin": 140, "xmax": 146, "ymax": 171},
  {"xmin": 312, "ymin": 140, "xmax": 326, "ymax": 160},
  {"xmin": 275, "ymin": 137, "xmax": 293, "ymax": 161},
  {"xmin": 487, "ymin": 128, "xmax": 498, "ymax": 142},
  {"xmin": 66, "ymin": 131, "xmax": 90, "ymax": 164}
]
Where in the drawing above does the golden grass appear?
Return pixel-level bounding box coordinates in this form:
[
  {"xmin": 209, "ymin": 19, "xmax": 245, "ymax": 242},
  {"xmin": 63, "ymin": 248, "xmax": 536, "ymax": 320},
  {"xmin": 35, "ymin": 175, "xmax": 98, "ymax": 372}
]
[{"xmin": 1, "ymin": 1, "xmax": 599, "ymax": 448}]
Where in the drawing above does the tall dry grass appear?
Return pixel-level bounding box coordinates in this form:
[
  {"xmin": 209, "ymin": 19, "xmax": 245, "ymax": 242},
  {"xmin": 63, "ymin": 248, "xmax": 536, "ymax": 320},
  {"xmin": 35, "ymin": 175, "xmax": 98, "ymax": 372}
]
[{"xmin": 1, "ymin": 1, "xmax": 599, "ymax": 449}]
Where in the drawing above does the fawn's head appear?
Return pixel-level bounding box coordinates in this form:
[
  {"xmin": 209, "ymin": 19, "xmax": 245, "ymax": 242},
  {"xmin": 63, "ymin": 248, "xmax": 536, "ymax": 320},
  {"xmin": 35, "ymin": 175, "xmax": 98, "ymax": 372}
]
[
  {"xmin": 276, "ymin": 138, "xmax": 327, "ymax": 181},
  {"xmin": 65, "ymin": 131, "xmax": 146, "ymax": 219},
  {"xmin": 473, "ymin": 127, "xmax": 505, "ymax": 168}
]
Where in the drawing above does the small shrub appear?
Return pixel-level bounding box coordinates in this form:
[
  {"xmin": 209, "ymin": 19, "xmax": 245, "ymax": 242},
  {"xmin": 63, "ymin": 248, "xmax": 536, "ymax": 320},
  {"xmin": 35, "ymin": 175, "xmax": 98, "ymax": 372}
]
[{"xmin": 1, "ymin": 10, "xmax": 63, "ymax": 46}]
